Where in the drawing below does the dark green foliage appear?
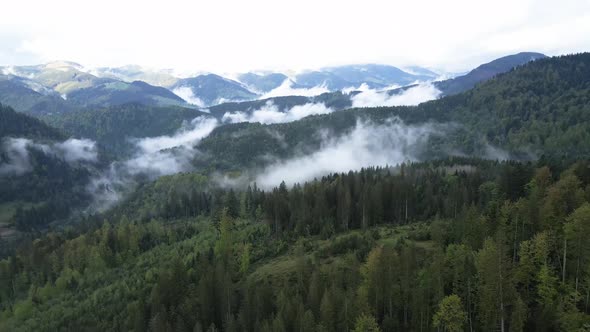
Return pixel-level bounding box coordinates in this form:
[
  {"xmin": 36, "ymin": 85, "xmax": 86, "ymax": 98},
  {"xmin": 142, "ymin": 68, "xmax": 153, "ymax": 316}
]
[
  {"xmin": 435, "ymin": 52, "xmax": 546, "ymax": 96},
  {"xmin": 0, "ymin": 104, "xmax": 64, "ymax": 140},
  {"xmin": 0, "ymin": 104, "xmax": 93, "ymax": 234},
  {"xmin": 1, "ymin": 159, "xmax": 590, "ymax": 331},
  {"xmin": 43, "ymin": 104, "xmax": 210, "ymax": 158},
  {"xmin": 207, "ymin": 91, "xmax": 353, "ymax": 120},
  {"xmin": 197, "ymin": 53, "xmax": 590, "ymax": 172},
  {"xmin": 2, "ymin": 53, "xmax": 590, "ymax": 331},
  {"xmin": 0, "ymin": 147, "xmax": 92, "ymax": 230}
]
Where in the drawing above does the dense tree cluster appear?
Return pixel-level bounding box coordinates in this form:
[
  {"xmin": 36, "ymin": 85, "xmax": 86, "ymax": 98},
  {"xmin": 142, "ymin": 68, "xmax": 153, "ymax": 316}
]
[
  {"xmin": 1, "ymin": 158, "xmax": 589, "ymax": 331},
  {"xmin": 0, "ymin": 104, "xmax": 64, "ymax": 141},
  {"xmin": 42, "ymin": 103, "xmax": 207, "ymax": 158},
  {"xmin": 0, "ymin": 104, "xmax": 93, "ymax": 237}
]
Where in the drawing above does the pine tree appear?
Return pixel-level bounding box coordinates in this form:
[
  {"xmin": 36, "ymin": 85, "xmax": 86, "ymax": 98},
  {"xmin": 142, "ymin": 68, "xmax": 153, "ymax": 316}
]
[
  {"xmin": 353, "ymin": 313, "xmax": 382, "ymax": 332},
  {"xmin": 432, "ymin": 294, "xmax": 466, "ymax": 332}
]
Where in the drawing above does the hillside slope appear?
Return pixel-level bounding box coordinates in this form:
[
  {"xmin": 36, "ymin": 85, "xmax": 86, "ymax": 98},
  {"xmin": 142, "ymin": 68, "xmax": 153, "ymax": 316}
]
[
  {"xmin": 43, "ymin": 104, "xmax": 211, "ymax": 158},
  {"xmin": 196, "ymin": 53, "xmax": 590, "ymax": 170},
  {"xmin": 435, "ymin": 52, "xmax": 546, "ymax": 95}
]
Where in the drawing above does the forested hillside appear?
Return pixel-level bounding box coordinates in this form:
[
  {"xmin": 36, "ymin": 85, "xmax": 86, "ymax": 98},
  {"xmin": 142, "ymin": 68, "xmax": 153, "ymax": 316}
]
[
  {"xmin": 1, "ymin": 54, "xmax": 589, "ymax": 332},
  {"xmin": 434, "ymin": 52, "xmax": 546, "ymax": 95},
  {"xmin": 0, "ymin": 104, "xmax": 64, "ymax": 140},
  {"xmin": 1, "ymin": 158, "xmax": 590, "ymax": 331},
  {"xmin": 196, "ymin": 53, "xmax": 590, "ymax": 170},
  {"xmin": 43, "ymin": 104, "xmax": 210, "ymax": 158},
  {"xmin": 0, "ymin": 105, "xmax": 96, "ymax": 237}
]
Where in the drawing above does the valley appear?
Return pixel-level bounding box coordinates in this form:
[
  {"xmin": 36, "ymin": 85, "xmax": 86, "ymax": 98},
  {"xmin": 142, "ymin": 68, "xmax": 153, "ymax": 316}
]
[{"xmin": 0, "ymin": 46, "xmax": 589, "ymax": 331}]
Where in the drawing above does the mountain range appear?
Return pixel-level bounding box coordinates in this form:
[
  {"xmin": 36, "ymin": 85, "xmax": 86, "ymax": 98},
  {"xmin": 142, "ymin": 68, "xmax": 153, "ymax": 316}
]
[
  {"xmin": 0, "ymin": 52, "xmax": 546, "ymax": 117},
  {"xmin": 2, "ymin": 52, "xmax": 590, "ymax": 331}
]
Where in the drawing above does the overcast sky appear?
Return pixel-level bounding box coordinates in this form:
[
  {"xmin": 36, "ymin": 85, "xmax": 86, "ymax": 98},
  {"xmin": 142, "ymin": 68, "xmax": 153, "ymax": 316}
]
[{"xmin": 1, "ymin": 0, "xmax": 589, "ymax": 74}]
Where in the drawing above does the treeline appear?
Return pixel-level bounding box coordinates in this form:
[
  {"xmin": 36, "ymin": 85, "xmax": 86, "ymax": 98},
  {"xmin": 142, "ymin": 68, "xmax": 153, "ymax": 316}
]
[
  {"xmin": 154, "ymin": 159, "xmax": 535, "ymax": 238},
  {"xmin": 1, "ymin": 159, "xmax": 590, "ymax": 331}
]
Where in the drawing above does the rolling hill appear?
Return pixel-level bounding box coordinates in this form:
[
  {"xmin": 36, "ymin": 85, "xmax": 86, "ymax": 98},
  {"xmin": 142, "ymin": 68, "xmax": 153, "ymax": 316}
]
[
  {"xmin": 237, "ymin": 72, "xmax": 289, "ymax": 93},
  {"xmin": 43, "ymin": 103, "xmax": 211, "ymax": 158},
  {"xmin": 171, "ymin": 74, "xmax": 259, "ymax": 106},
  {"xmin": 435, "ymin": 52, "xmax": 546, "ymax": 95},
  {"xmin": 195, "ymin": 53, "xmax": 590, "ymax": 170},
  {"xmin": 0, "ymin": 104, "xmax": 97, "ymax": 234},
  {"xmin": 65, "ymin": 80, "xmax": 187, "ymax": 108},
  {"xmin": 295, "ymin": 64, "xmax": 436, "ymax": 90},
  {"xmin": 0, "ymin": 62, "xmax": 190, "ymax": 111}
]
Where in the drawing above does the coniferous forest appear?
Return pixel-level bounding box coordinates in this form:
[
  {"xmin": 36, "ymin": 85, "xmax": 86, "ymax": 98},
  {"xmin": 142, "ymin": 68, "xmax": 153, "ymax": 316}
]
[{"xmin": 1, "ymin": 158, "xmax": 590, "ymax": 331}]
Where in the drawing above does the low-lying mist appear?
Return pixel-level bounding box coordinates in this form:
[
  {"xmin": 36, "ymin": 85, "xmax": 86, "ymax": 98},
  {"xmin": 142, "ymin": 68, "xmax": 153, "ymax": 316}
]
[
  {"xmin": 261, "ymin": 79, "xmax": 330, "ymax": 98},
  {"xmin": 254, "ymin": 118, "xmax": 445, "ymax": 188},
  {"xmin": 0, "ymin": 137, "xmax": 97, "ymax": 176},
  {"xmin": 87, "ymin": 117, "xmax": 219, "ymax": 211},
  {"xmin": 350, "ymin": 83, "xmax": 441, "ymax": 107},
  {"xmin": 222, "ymin": 101, "xmax": 333, "ymax": 124},
  {"xmin": 172, "ymin": 86, "xmax": 206, "ymax": 108}
]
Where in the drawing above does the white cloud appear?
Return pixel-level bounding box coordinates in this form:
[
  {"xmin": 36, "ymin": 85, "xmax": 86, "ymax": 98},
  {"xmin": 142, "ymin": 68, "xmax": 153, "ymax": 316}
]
[
  {"xmin": 172, "ymin": 86, "xmax": 205, "ymax": 107},
  {"xmin": 123, "ymin": 147, "xmax": 195, "ymax": 177},
  {"xmin": 341, "ymin": 83, "xmax": 374, "ymax": 94},
  {"xmin": 484, "ymin": 143, "xmax": 511, "ymax": 161},
  {"xmin": 53, "ymin": 138, "xmax": 98, "ymax": 163},
  {"xmin": 351, "ymin": 83, "xmax": 441, "ymax": 107},
  {"xmin": 135, "ymin": 117, "xmax": 218, "ymax": 154},
  {"xmin": 0, "ymin": 137, "xmax": 98, "ymax": 176},
  {"xmin": 261, "ymin": 79, "xmax": 330, "ymax": 98},
  {"xmin": 87, "ymin": 116, "xmax": 219, "ymax": 211},
  {"xmin": 2, "ymin": 0, "xmax": 588, "ymax": 73},
  {"xmin": 0, "ymin": 138, "xmax": 32, "ymax": 175},
  {"xmin": 222, "ymin": 101, "xmax": 333, "ymax": 124},
  {"xmin": 255, "ymin": 118, "xmax": 441, "ymax": 188}
]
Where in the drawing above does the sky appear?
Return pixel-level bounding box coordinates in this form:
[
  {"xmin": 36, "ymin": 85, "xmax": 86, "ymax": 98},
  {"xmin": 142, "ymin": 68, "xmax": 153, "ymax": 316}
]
[{"xmin": 1, "ymin": 0, "xmax": 589, "ymax": 74}]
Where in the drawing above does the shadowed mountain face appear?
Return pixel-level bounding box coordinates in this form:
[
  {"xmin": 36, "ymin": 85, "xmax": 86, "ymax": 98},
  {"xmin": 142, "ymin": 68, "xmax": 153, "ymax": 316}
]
[
  {"xmin": 0, "ymin": 72, "xmax": 79, "ymax": 115},
  {"xmin": 0, "ymin": 104, "xmax": 96, "ymax": 231},
  {"xmin": 171, "ymin": 74, "xmax": 259, "ymax": 106},
  {"xmin": 43, "ymin": 103, "xmax": 211, "ymax": 158},
  {"xmin": 0, "ymin": 62, "xmax": 190, "ymax": 112},
  {"xmin": 237, "ymin": 72, "xmax": 288, "ymax": 93},
  {"xmin": 0, "ymin": 103, "xmax": 65, "ymax": 140},
  {"xmin": 435, "ymin": 52, "xmax": 547, "ymax": 96},
  {"xmin": 66, "ymin": 81, "xmax": 186, "ymax": 108},
  {"xmin": 294, "ymin": 64, "xmax": 437, "ymax": 90}
]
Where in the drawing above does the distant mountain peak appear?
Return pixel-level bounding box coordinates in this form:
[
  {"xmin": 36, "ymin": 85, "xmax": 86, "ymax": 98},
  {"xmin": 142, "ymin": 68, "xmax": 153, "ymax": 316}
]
[{"xmin": 43, "ymin": 60, "xmax": 85, "ymax": 71}]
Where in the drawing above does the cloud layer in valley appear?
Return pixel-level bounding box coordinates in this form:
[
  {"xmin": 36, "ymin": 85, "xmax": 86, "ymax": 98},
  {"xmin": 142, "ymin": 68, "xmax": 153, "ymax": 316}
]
[
  {"xmin": 261, "ymin": 79, "xmax": 330, "ymax": 99},
  {"xmin": 0, "ymin": 137, "xmax": 97, "ymax": 176},
  {"xmin": 222, "ymin": 101, "xmax": 333, "ymax": 124},
  {"xmin": 172, "ymin": 87, "xmax": 206, "ymax": 107},
  {"xmin": 351, "ymin": 83, "xmax": 441, "ymax": 107},
  {"xmin": 87, "ymin": 116, "xmax": 219, "ymax": 211},
  {"xmin": 255, "ymin": 118, "xmax": 443, "ymax": 188},
  {"xmin": 135, "ymin": 117, "xmax": 219, "ymax": 154}
]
